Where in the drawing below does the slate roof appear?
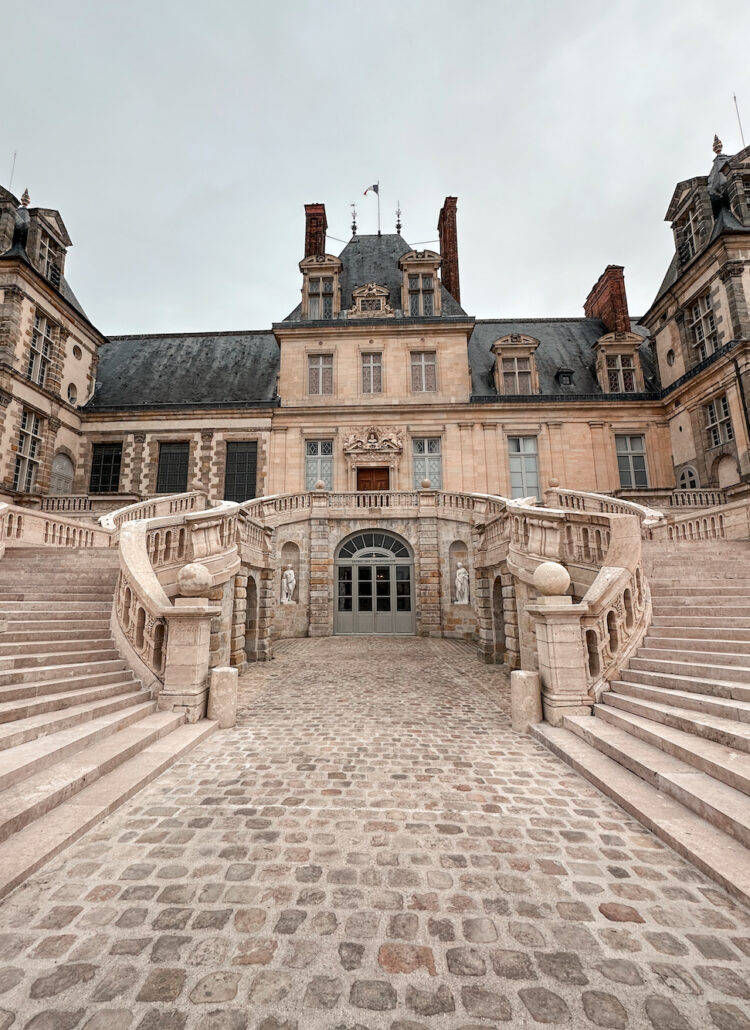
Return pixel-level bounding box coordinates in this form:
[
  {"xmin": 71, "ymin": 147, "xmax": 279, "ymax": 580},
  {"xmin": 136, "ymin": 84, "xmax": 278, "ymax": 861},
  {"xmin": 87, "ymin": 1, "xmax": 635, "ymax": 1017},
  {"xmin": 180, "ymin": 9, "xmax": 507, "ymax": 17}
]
[
  {"xmin": 469, "ymin": 318, "xmax": 657, "ymax": 398},
  {"xmin": 283, "ymin": 233, "xmax": 466, "ymax": 321},
  {"xmin": 84, "ymin": 331, "xmax": 279, "ymax": 410}
]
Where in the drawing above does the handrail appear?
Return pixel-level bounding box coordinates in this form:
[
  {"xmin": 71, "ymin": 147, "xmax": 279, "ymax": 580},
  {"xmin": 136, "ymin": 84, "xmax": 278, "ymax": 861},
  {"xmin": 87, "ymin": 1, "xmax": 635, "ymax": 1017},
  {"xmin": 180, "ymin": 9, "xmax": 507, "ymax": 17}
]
[
  {"xmin": 0, "ymin": 502, "xmax": 112, "ymax": 557},
  {"xmin": 546, "ymin": 487, "xmax": 664, "ymax": 526},
  {"xmin": 100, "ymin": 491, "xmax": 208, "ymax": 532}
]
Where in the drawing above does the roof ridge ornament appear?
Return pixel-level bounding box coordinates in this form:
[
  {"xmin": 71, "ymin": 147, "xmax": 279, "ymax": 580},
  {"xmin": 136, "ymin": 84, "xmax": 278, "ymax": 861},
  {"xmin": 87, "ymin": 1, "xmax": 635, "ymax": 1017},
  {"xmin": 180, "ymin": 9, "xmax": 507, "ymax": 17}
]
[
  {"xmin": 396, "ymin": 201, "xmax": 402, "ymax": 234},
  {"xmin": 713, "ymin": 134, "xmax": 723, "ymax": 155},
  {"xmin": 20, "ymin": 188, "xmax": 30, "ymax": 208}
]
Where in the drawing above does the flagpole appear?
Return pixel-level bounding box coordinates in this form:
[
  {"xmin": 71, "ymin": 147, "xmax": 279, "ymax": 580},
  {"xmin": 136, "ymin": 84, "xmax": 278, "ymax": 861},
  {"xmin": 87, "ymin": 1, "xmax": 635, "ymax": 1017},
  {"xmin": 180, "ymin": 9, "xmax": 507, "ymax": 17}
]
[{"xmin": 377, "ymin": 180, "xmax": 381, "ymax": 235}]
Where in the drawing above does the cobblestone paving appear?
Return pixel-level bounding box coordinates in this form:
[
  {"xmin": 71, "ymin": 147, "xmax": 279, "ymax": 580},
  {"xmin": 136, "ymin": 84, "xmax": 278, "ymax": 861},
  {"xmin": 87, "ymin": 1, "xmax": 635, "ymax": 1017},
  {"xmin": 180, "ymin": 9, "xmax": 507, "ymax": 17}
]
[{"xmin": 0, "ymin": 638, "xmax": 749, "ymax": 1030}]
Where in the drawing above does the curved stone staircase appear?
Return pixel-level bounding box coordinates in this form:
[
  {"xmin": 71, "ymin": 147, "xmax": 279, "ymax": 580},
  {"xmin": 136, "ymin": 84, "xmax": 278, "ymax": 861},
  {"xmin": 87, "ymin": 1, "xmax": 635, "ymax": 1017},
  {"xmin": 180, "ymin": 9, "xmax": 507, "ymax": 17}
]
[
  {"xmin": 534, "ymin": 540, "xmax": 750, "ymax": 904},
  {"xmin": 0, "ymin": 546, "xmax": 215, "ymax": 899}
]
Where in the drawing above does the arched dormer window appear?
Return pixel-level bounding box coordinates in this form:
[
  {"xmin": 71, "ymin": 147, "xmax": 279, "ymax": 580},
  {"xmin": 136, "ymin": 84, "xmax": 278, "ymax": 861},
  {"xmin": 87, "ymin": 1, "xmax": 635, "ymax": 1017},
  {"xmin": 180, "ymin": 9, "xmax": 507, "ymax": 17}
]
[
  {"xmin": 399, "ymin": 250, "xmax": 442, "ymax": 317},
  {"xmin": 594, "ymin": 332, "xmax": 646, "ymax": 393},
  {"xmin": 491, "ymin": 334, "xmax": 540, "ymax": 395},
  {"xmin": 299, "ymin": 253, "xmax": 342, "ymax": 320}
]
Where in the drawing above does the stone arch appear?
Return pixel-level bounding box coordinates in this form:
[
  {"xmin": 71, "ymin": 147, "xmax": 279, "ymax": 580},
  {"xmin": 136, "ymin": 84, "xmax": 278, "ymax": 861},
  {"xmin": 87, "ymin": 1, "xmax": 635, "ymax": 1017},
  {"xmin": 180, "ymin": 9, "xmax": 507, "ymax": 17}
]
[{"xmin": 49, "ymin": 452, "xmax": 74, "ymax": 494}]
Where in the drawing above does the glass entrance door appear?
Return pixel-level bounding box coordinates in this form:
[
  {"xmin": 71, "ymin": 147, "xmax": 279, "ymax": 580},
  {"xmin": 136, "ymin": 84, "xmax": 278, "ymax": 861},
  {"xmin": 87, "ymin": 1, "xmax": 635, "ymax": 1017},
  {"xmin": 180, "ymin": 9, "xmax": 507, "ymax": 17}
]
[{"xmin": 334, "ymin": 530, "xmax": 415, "ymax": 635}]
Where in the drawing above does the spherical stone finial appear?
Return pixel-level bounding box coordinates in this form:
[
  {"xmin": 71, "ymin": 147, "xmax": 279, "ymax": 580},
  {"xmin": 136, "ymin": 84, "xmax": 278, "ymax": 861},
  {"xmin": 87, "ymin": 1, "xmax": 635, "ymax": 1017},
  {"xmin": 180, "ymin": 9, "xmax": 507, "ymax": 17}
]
[
  {"xmin": 177, "ymin": 562, "xmax": 212, "ymax": 597},
  {"xmin": 533, "ymin": 560, "xmax": 571, "ymax": 598},
  {"xmin": 421, "ymin": 478, "xmax": 432, "ymax": 489},
  {"xmin": 548, "ymin": 477, "xmax": 560, "ymax": 488},
  {"xmin": 20, "ymin": 188, "xmax": 30, "ymax": 208},
  {"xmin": 713, "ymin": 134, "xmax": 723, "ymax": 155},
  {"xmin": 314, "ymin": 480, "xmax": 326, "ymax": 491}
]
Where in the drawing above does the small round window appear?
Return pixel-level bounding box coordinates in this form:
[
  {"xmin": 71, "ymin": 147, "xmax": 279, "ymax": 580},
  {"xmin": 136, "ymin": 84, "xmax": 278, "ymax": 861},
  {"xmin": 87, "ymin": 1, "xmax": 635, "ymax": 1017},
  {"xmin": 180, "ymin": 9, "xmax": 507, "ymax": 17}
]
[
  {"xmin": 67, "ymin": 383, "xmax": 78, "ymax": 404},
  {"xmin": 666, "ymin": 349, "xmax": 675, "ymax": 366},
  {"xmin": 72, "ymin": 344, "xmax": 83, "ymax": 360}
]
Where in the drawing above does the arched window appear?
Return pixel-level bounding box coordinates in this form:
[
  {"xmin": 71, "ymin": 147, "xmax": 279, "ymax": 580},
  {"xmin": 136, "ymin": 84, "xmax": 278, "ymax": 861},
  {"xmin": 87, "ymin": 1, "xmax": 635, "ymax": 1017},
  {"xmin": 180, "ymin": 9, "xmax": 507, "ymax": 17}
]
[
  {"xmin": 679, "ymin": 466, "xmax": 698, "ymax": 489},
  {"xmin": 49, "ymin": 452, "xmax": 74, "ymax": 494}
]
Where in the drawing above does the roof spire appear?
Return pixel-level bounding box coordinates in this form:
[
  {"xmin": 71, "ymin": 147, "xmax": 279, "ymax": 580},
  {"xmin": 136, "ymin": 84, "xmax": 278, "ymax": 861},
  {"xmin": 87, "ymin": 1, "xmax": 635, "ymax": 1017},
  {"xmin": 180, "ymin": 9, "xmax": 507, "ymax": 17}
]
[
  {"xmin": 20, "ymin": 188, "xmax": 30, "ymax": 208},
  {"xmin": 395, "ymin": 201, "xmax": 402, "ymax": 234},
  {"xmin": 350, "ymin": 202, "xmax": 357, "ymax": 237},
  {"xmin": 713, "ymin": 134, "xmax": 723, "ymax": 155}
]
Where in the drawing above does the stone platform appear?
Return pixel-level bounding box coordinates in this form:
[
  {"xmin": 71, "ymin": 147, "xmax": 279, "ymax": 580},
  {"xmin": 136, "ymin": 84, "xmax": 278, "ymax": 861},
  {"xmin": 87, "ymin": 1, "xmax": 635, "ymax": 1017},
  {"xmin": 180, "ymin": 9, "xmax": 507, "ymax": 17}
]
[{"xmin": 0, "ymin": 638, "xmax": 748, "ymax": 1029}]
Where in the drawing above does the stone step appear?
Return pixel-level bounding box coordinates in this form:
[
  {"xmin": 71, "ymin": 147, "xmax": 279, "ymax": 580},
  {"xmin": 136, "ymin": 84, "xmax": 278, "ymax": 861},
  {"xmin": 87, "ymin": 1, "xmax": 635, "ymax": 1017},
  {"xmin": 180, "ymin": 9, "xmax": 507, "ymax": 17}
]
[
  {"xmin": 651, "ymin": 593, "xmax": 750, "ymax": 605},
  {"xmin": 610, "ymin": 678, "xmax": 750, "ymax": 724},
  {"xmin": 0, "ymin": 719, "xmax": 216, "ymax": 900},
  {"xmin": 0, "ymin": 676, "xmax": 139, "ymax": 724},
  {"xmin": 0, "ymin": 646, "xmax": 119, "ymax": 671},
  {"xmin": 643, "ymin": 635, "xmax": 750, "ymax": 656},
  {"xmin": 650, "ymin": 586, "xmax": 750, "ymax": 597},
  {"xmin": 3, "ymin": 612, "xmax": 113, "ymax": 625},
  {"xmin": 630, "ymin": 655, "xmax": 750, "ymax": 685},
  {"xmin": 595, "ymin": 701, "xmax": 750, "ymax": 793},
  {"xmin": 636, "ymin": 648, "xmax": 750, "ymax": 671},
  {"xmin": 603, "ymin": 689, "xmax": 750, "ymax": 753},
  {"xmin": 531, "ymin": 723, "xmax": 750, "ymax": 905},
  {"xmin": 0, "ymin": 700, "xmax": 157, "ymax": 792},
  {"xmin": 0, "ymin": 710, "xmax": 185, "ymax": 844},
  {"xmin": 626, "ymin": 667, "xmax": 750, "ymax": 702},
  {"xmin": 647, "ymin": 624, "xmax": 750, "ymax": 642},
  {"xmin": 1, "ymin": 591, "xmax": 116, "ymax": 601},
  {"xmin": 651, "ymin": 614, "xmax": 750, "ymax": 629},
  {"xmin": 654, "ymin": 604, "xmax": 750, "ymax": 618},
  {"xmin": 0, "ymin": 602, "xmax": 113, "ymax": 614},
  {"xmin": 0, "ymin": 570, "xmax": 118, "ymax": 580},
  {"xmin": 2, "ymin": 620, "xmax": 112, "ymax": 638},
  {"xmin": 0, "ymin": 689, "xmax": 151, "ymax": 751},
  {"xmin": 562, "ymin": 714, "xmax": 750, "ymax": 849},
  {"xmin": 0, "ymin": 634, "xmax": 112, "ymax": 654},
  {"xmin": 0, "ymin": 656, "xmax": 126, "ymax": 689}
]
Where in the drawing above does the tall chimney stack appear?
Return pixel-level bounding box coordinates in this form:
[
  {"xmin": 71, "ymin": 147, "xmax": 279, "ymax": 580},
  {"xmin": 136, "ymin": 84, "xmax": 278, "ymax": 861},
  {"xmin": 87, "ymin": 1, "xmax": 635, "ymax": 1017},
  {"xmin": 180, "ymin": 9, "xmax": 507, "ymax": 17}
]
[
  {"xmin": 584, "ymin": 265, "xmax": 630, "ymax": 333},
  {"xmin": 437, "ymin": 196, "xmax": 460, "ymax": 305},
  {"xmin": 304, "ymin": 203, "xmax": 327, "ymax": 258}
]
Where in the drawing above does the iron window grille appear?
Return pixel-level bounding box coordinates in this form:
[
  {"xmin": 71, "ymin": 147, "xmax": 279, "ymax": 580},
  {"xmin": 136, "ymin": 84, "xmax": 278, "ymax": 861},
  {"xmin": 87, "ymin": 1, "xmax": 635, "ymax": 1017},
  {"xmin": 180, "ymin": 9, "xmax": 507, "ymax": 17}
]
[
  {"xmin": 156, "ymin": 442, "xmax": 190, "ymax": 493},
  {"xmin": 89, "ymin": 442, "xmax": 123, "ymax": 493},
  {"xmin": 224, "ymin": 441, "xmax": 258, "ymax": 503}
]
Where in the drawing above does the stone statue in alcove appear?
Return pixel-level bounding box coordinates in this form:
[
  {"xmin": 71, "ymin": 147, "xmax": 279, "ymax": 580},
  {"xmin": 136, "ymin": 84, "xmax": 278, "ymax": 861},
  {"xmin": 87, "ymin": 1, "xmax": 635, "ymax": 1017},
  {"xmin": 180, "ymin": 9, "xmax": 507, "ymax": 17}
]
[
  {"xmin": 455, "ymin": 562, "xmax": 470, "ymax": 604},
  {"xmin": 281, "ymin": 564, "xmax": 296, "ymax": 603}
]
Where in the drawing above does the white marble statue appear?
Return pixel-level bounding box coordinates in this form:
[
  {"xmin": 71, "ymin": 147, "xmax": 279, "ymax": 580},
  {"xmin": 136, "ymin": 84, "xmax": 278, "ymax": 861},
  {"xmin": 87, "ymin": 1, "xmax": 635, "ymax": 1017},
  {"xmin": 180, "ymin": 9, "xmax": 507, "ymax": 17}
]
[
  {"xmin": 455, "ymin": 562, "xmax": 470, "ymax": 604},
  {"xmin": 281, "ymin": 564, "xmax": 296, "ymax": 604}
]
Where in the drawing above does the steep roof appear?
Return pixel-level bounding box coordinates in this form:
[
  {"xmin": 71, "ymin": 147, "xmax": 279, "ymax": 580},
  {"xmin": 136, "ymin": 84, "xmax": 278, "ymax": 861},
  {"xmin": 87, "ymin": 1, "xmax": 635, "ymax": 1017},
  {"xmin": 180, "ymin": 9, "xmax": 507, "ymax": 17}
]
[{"xmin": 85, "ymin": 331, "xmax": 279, "ymax": 410}]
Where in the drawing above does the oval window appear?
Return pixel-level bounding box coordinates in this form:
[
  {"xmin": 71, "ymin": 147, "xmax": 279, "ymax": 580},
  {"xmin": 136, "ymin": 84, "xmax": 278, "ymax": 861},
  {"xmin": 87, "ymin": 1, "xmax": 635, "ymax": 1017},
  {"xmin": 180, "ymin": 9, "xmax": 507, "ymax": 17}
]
[
  {"xmin": 67, "ymin": 383, "xmax": 78, "ymax": 404},
  {"xmin": 72, "ymin": 344, "xmax": 83, "ymax": 360},
  {"xmin": 666, "ymin": 349, "xmax": 675, "ymax": 366}
]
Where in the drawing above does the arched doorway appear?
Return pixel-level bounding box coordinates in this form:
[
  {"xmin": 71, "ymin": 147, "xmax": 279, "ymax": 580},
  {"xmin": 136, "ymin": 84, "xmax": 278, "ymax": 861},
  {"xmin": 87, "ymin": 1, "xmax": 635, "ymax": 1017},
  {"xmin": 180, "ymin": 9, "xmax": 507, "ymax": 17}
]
[
  {"xmin": 49, "ymin": 453, "xmax": 74, "ymax": 494},
  {"xmin": 335, "ymin": 529, "xmax": 415, "ymax": 635}
]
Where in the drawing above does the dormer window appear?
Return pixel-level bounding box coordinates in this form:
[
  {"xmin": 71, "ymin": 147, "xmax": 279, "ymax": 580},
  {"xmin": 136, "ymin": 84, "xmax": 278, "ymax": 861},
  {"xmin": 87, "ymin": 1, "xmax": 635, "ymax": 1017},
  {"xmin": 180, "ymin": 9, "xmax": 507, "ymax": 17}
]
[
  {"xmin": 594, "ymin": 332, "xmax": 646, "ymax": 394},
  {"xmin": 491, "ymin": 334, "xmax": 540, "ymax": 396},
  {"xmin": 308, "ymin": 276, "xmax": 333, "ymax": 319},
  {"xmin": 27, "ymin": 313, "xmax": 54, "ymax": 388},
  {"xmin": 682, "ymin": 203, "xmax": 700, "ymax": 260},
  {"xmin": 399, "ymin": 250, "xmax": 442, "ymax": 317},
  {"xmin": 409, "ymin": 275, "xmax": 434, "ymax": 316},
  {"xmin": 349, "ymin": 283, "xmax": 393, "ymax": 318},
  {"xmin": 299, "ymin": 253, "xmax": 342, "ymax": 320},
  {"xmin": 606, "ymin": 354, "xmax": 636, "ymax": 392},
  {"xmin": 501, "ymin": 356, "xmax": 531, "ymax": 394},
  {"xmin": 39, "ymin": 231, "xmax": 62, "ymax": 288},
  {"xmin": 556, "ymin": 367, "xmax": 574, "ymax": 388},
  {"xmin": 689, "ymin": 292, "xmax": 717, "ymax": 361}
]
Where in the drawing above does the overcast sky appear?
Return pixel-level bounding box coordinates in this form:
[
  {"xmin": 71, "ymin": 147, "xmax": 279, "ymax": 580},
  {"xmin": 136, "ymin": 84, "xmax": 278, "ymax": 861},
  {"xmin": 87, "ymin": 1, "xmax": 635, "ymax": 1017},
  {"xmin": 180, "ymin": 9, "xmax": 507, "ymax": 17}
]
[{"xmin": 3, "ymin": 0, "xmax": 749, "ymax": 334}]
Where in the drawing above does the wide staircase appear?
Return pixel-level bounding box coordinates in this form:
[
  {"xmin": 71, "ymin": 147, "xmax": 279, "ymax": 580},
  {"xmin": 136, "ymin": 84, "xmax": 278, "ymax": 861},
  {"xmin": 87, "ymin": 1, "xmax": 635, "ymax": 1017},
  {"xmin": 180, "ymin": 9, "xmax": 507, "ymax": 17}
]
[
  {"xmin": 0, "ymin": 546, "xmax": 215, "ymax": 899},
  {"xmin": 534, "ymin": 539, "xmax": 750, "ymax": 903}
]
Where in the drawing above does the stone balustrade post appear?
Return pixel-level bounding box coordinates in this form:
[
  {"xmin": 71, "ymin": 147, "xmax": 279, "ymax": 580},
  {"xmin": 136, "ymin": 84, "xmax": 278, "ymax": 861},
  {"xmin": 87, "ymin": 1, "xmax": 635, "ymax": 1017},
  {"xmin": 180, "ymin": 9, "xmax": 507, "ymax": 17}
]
[{"xmin": 159, "ymin": 563, "xmax": 220, "ymax": 722}]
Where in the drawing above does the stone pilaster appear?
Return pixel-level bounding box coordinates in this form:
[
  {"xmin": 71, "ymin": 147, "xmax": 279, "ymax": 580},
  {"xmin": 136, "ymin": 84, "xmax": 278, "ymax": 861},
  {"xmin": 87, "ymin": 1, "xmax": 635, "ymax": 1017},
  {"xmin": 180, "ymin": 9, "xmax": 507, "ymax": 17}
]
[
  {"xmin": 199, "ymin": 430, "xmax": 214, "ymax": 493},
  {"xmin": 719, "ymin": 262, "xmax": 750, "ymax": 340},
  {"xmin": 416, "ymin": 491, "xmax": 441, "ymax": 636},
  {"xmin": 36, "ymin": 416, "xmax": 61, "ymax": 494},
  {"xmin": 308, "ymin": 489, "xmax": 331, "ymax": 636},
  {"xmin": 0, "ymin": 285, "xmax": 24, "ymax": 367},
  {"xmin": 131, "ymin": 432, "xmax": 146, "ymax": 497},
  {"xmin": 231, "ymin": 570, "xmax": 248, "ymax": 671}
]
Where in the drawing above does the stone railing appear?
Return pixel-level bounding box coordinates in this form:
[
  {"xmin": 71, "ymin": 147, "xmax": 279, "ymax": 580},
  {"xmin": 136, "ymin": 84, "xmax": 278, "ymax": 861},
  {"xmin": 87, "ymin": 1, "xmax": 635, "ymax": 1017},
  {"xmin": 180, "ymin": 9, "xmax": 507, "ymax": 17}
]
[
  {"xmin": 100, "ymin": 491, "xmax": 208, "ymax": 533},
  {"xmin": 616, "ymin": 487, "xmax": 727, "ymax": 509},
  {"xmin": 0, "ymin": 502, "xmax": 112, "ymax": 558},
  {"xmin": 546, "ymin": 487, "xmax": 663, "ymax": 527},
  {"xmin": 648, "ymin": 492, "xmax": 750, "ymax": 543},
  {"xmin": 39, "ymin": 495, "xmax": 93, "ymax": 512},
  {"xmin": 327, "ymin": 490, "xmax": 421, "ymax": 509}
]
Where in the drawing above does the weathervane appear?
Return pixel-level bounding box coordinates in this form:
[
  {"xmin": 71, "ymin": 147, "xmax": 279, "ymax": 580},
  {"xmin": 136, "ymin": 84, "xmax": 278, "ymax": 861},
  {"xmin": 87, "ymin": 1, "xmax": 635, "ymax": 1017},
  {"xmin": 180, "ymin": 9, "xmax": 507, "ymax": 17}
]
[
  {"xmin": 396, "ymin": 201, "xmax": 402, "ymax": 234},
  {"xmin": 350, "ymin": 202, "xmax": 357, "ymax": 236}
]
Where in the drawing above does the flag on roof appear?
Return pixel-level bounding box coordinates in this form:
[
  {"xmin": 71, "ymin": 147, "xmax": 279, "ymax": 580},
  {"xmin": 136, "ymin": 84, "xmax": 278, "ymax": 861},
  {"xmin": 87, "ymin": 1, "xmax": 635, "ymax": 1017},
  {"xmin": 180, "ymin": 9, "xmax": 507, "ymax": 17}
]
[{"xmin": 363, "ymin": 184, "xmax": 379, "ymax": 196}]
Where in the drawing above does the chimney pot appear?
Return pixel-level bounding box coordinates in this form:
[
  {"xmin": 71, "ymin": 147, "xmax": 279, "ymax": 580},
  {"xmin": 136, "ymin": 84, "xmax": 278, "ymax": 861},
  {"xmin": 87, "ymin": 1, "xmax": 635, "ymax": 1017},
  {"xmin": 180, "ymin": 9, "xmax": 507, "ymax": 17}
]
[
  {"xmin": 304, "ymin": 203, "xmax": 327, "ymax": 258},
  {"xmin": 584, "ymin": 265, "xmax": 630, "ymax": 334}
]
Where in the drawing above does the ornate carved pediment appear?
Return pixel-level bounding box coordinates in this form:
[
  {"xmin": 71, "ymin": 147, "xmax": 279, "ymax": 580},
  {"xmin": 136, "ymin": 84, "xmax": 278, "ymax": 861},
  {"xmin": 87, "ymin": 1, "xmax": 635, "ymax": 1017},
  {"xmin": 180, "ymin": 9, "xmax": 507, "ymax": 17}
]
[
  {"xmin": 342, "ymin": 426, "xmax": 403, "ymax": 455},
  {"xmin": 348, "ymin": 283, "xmax": 393, "ymax": 317}
]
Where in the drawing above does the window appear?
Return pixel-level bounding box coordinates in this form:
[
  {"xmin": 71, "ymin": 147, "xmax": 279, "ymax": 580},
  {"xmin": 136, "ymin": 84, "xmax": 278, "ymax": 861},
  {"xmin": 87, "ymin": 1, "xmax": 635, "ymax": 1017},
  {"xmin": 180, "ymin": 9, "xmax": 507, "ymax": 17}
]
[
  {"xmin": 706, "ymin": 395, "xmax": 734, "ymax": 448},
  {"xmin": 359, "ymin": 298, "xmax": 382, "ymax": 313},
  {"xmin": 689, "ymin": 293, "xmax": 718, "ymax": 362},
  {"xmin": 615, "ymin": 435, "xmax": 649, "ymax": 489},
  {"xmin": 305, "ymin": 439, "xmax": 333, "ymax": 490},
  {"xmin": 224, "ymin": 441, "xmax": 257, "ymax": 503},
  {"xmin": 89, "ymin": 442, "xmax": 122, "ymax": 493},
  {"xmin": 666, "ymin": 349, "xmax": 675, "ymax": 366},
  {"xmin": 501, "ymin": 356, "xmax": 532, "ymax": 394},
  {"xmin": 308, "ymin": 277, "xmax": 333, "ymax": 319},
  {"xmin": 413, "ymin": 437, "xmax": 442, "ymax": 489},
  {"xmin": 308, "ymin": 353, "xmax": 333, "ymax": 395},
  {"xmin": 410, "ymin": 351, "xmax": 437, "ymax": 392},
  {"xmin": 67, "ymin": 383, "xmax": 77, "ymax": 404},
  {"xmin": 361, "ymin": 353, "xmax": 382, "ymax": 394},
  {"xmin": 606, "ymin": 354, "xmax": 636, "ymax": 392},
  {"xmin": 679, "ymin": 467, "xmax": 698, "ymax": 489},
  {"xmin": 680, "ymin": 204, "xmax": 700, "ymax": 262},
  {"xmin": 156, "ymin": 442, "xmax": 189, "ymax": 493},
  {"xmin": 13, "ymin": 409, "xmax": 43, "ymax": 493},
  {"xmin": 39, "ymin": 232, "xmax": 62, "ymax": 287},
  {"xmin": 408, "ymin": 274, "xmax": 434, "ymax": 316},
  {"xmin": 508, "ymin": 437, "xmax": 539, "ymax": 499},
  {"xmin": 27, "ymin": 314, "xmax": 54, "ymax": 387}
]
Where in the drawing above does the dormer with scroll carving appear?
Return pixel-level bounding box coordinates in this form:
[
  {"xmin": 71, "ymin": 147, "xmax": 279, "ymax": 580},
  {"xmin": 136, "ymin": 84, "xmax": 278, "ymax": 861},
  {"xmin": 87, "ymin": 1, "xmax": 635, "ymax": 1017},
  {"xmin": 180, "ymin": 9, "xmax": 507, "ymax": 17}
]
[
  {"xmin": 491, "ymin": 334, "xmax": 540, "ymax": 395},
  {"xmin": 299, "ymin": 253, "xmax": 343, "ymax": 320},
  {"xmin": 349, "ymin": 282, "xmax": 393, "ymax": 318},
  {"xmin": 399, "ymin": 249, "xmax": 442, "ymax": 317}
]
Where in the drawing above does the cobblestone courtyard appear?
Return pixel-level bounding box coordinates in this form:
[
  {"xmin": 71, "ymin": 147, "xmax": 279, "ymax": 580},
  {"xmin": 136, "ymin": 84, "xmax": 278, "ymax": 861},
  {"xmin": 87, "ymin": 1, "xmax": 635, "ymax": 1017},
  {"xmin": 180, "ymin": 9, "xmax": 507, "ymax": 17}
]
[{"xmin": 0, "ymin": 638, "xmax": 749, "ymax": 1030}]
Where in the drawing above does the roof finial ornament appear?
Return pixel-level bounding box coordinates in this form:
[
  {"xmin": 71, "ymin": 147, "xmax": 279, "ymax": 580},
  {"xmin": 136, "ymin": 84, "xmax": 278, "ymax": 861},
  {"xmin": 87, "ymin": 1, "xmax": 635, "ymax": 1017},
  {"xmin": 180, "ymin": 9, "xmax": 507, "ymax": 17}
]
[
  {"xmin": 713, "ymin": 134, "xmax": 723, "ymax": 155},
  {"xmin": 20, "ymin": 188, "xmax": 30, "ymax": 208},
  {"xmin": 350, "ymin": 202, "xmax": 357, "ymax": 237},
  {"xmin": 396, "ymin": 201, "xmax": 402, "ymax": 234}
]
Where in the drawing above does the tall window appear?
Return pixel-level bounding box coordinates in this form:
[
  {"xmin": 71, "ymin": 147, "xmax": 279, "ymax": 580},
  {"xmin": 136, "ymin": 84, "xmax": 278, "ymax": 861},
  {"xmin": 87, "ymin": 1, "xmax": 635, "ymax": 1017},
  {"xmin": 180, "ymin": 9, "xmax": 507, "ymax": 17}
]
[
  {"xmin": 689, "ymin": 293, "xmax": 718, "ymax": 362},
  {"xmin": 606, "ymin": 354, "xmax": 636, "ymax": 392},
  {"xmin": 412, "ymin": 437, "xmax": 442, "ymax": 489},
  {"xmin": 408, "ymin": 275, "xmax": 434, "ymax": 316},
  {"xmin": 508, "ymin": 437, "xmax": 538, "ymax": 499},
  {"xmin": 305, "ymin": 439, "xmax": 333, "ymax": 490},
  {"xmin": 361, "ymin": 353, "xmax": 382, "ymax": 394},
  {"xmin": 39, "ymin": 232, "xmax": 62, "ymax": 288},
  {"xmin": 706, "ymin": 395, "xmax": 734, "ymax": 448},
  {"xmin": 501, "ymin": 357, "xmax": 532, "ymax": 394},
  {"xmin": 13, "ymin": 409, "xmax": 42, "ymax": 493},
  {"xmin": 308, "ymin": 277, "xmax": 333, "ymax": 319},
  {"xmin": 615, "ymin": 435, "xmax": 649, "ymax": 489},
  {"xmin": 27, "ymin": 314, "xmax": 54, "ymax": 387},
  {"xmin": 681, "ymin": 204, "xmax": 700, "ymax": 261},
  {"xmin": 410, "ymin": 351, "xmax": 437, "ymax": 392},
  {"xmin": 224, "ymin": 441, "xmax": 257, "ymax": 503},
  {"xmin": 308, "ymin": 353, "xmax": 333, "ymax": 395},
  {"xmin": 156, "ymin": 442, "xmax": 189, "ymax": 493},
  {"xmin": 89, "ymin": 442, "xmax": 122, "ymax": 493}
]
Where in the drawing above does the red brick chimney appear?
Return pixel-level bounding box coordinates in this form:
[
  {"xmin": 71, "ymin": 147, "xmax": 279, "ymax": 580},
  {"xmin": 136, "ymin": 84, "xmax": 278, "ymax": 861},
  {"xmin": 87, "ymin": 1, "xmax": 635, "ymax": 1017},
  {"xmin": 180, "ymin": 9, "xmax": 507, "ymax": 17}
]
[
  {"xmin": 437, "ymin": 196, "xmax": 460, "ymax": 305},
  {"xmin": 584, "ymin": 265, "xmax": 630, "ymax": 333},
  {"xmin": 304, "ymin": 203, "xmax": 327, "ymax": 258}
]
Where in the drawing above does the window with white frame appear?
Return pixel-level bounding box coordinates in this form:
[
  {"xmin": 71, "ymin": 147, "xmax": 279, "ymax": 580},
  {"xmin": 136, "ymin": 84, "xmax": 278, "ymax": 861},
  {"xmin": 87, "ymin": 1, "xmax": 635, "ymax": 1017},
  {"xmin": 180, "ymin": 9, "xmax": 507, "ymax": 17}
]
[
  {"xmin": 413, "ymin": 437, "xmax": 442, "ymax": 489},
  {"xmin": 410, "ymin": 351, "xmax": 437, "ymax": 392},
  {"xmin": 308, "ymin": 353, "xmax": 333, "ymax": 395},
  {"xmin": 408, "ymin": 274, "xmax": 434, "ymax": 316},
  {"xmin": 689, "ymin": 293, "xmax": 718, "ymax": 362},
  {"xmin": 305, "ymin": 439, "xmax": 333, "ymax": 490},
  {"xmin": 706, "ymin": 395, "xmax": 734, "ymax": 448},
  {"xmin": 361, "ymin": 353, "xmax": 382, "ymax": 394},
  {"xmin": 615, "ymin": 435, "xmax": 649, "ymax": 489},
  {"xmin": 13, "ymin": 409, "xmax": 43, "ymax": 493},
  {"xmin": 39, "ymin": 232, "xmax": 62, "ymax": 287},
  {"xmin": 679, "ymin": 467, "xmax": 698, "ymax": 489},
  {"xmin": 308, "ymin": 277, "xmax": 333, "ymax": 319},
  {"xmin": 501, "ymin": 356, "xmax": 532, "ymax": 394},
  {"xmin": 27, "ymin": 313, "xmax": 54, "ymax": 388},
  {"xmin": 605, "ymin": 354, "xmax": 636, "ymax": 392},
  {"xmin": 681, "ymin": 204, "xmax": 700, "ymax": 261},
  {"xmin": 508, "ymin": 437, "xmax": 539, "ymax": 499}
]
